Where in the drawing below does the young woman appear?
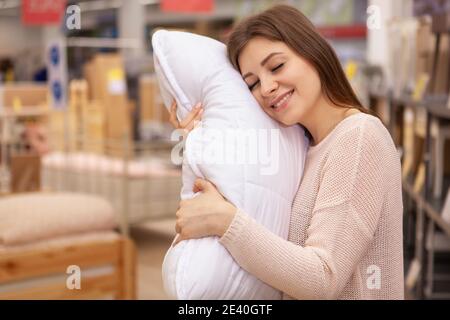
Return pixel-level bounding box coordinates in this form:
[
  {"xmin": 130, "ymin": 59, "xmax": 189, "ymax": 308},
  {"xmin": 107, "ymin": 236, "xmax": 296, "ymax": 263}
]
[{"xmin": 168, "ymin": 5, "xmax": 404, "ymax": 300}]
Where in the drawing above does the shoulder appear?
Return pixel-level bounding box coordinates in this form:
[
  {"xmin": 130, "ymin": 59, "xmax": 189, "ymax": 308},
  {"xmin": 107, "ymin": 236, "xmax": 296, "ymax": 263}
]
[
  {"xmin": 335, "ymin": 112, "xmax": 387, "ymax": 138},
  {"xmin": 320, "ymin": 113, "xmax": 399, "ymax": 172},
  {"xmin": 331, "ymin": 113, "xmax": 395, "ymax": 153}
]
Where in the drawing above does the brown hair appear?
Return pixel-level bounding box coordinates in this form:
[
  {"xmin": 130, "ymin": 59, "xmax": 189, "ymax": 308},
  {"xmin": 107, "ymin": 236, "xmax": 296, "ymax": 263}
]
[{"xmin": 227, "ymin": 4, "xmax": 369, "ymax": 114}]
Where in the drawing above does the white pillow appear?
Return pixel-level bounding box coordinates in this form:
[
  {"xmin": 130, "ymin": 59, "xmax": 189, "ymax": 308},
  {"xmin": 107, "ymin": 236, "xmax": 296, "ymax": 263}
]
[{"xmin": 153, "ymin": 30, "xmax": 308, "ymax": 300}]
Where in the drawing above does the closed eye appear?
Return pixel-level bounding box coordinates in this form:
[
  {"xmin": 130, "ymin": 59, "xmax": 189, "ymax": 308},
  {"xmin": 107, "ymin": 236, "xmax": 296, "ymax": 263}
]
[
  {"xmin": 248, "ymin": 63, "xmax": 283, "ymax": 91},
  {"xmin": 271, "ymin": 63, "xmax": 284, "ymax": 72},
  {"xmin": 248, "ymin": 80, "xmax": 259, "ymax": 91}
]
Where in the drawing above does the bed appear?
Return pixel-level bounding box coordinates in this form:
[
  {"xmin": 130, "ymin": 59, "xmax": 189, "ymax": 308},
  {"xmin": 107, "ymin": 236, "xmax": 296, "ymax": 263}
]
[
  {"xmin": 0, "ymin": 231, "xmax": 136, "ymax": 299},
  {"xmin": 0, "ymin": 190, "xmax": 137, "ymax": 300}
]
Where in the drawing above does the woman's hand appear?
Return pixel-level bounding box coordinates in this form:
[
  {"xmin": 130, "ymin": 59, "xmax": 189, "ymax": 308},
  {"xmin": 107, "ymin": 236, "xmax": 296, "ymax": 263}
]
[
  {"xmin": 173, "ymin": 178, "xmax": 237, "ymax": 246},
  {"xmin": 169, "ymin": 99, "xmax": 203, "ymax": 132}
]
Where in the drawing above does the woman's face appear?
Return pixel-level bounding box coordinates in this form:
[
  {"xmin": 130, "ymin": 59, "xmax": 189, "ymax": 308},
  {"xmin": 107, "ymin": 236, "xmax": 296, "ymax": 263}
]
[{"xmin": 238, "ymin": 36, "xmax": 323, "ymax": 126}]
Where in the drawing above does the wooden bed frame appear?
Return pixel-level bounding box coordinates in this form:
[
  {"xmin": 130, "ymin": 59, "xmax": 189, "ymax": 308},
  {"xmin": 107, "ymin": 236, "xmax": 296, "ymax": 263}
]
[{"xmin": 0, "ymin": 236, "xmax": 136, "ymax": 300}]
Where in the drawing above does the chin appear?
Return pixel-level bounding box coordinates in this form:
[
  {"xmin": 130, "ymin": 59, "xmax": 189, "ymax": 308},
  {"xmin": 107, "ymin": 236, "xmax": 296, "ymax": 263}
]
[
  {"xmin": 275, "ymin": 116, "xmax": 297, "ymax": 127},
  {"xmin": 277, "ymin": 109, "xmax": 302, "ymax": 127}
]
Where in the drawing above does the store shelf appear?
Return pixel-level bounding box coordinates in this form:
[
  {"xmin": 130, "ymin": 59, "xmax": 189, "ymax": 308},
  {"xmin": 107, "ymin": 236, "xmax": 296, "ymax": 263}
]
[
  {"xmin": 316, "ymin": 24, "xmax": 367, "ymax": 39},
  {"xmin": 425, "ymin": 102, "xmax": 450, "ymax": 120},
  {"xmin": 368, "ymin": 90, "xmax": 389, "ymax": 101},
  {"xmin": 370, "ymin": 91, "xmax": 450, "ymax": 238},
  {"xmin": 0, "ymin": 106, "xmax": 49, "ymax": 118},
  {"xmin": 403, "ymin": 178, "xmax": 450, "ymax": 238},
  {"xmin": 66, "ymin": 37, "xmax": 142, "ymax": 49}
]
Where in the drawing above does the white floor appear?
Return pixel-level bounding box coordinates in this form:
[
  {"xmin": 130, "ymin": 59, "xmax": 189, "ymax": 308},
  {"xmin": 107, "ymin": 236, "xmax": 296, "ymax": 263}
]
[{"xmin": 130, "ymin": 219, "xmax": 176, "ymax": 300}]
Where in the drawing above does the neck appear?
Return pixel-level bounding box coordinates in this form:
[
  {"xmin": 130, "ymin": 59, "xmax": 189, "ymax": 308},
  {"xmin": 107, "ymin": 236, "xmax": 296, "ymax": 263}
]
[{"xmin": 301, "ymin": 97, "xmax": 359, "ymax": 146}]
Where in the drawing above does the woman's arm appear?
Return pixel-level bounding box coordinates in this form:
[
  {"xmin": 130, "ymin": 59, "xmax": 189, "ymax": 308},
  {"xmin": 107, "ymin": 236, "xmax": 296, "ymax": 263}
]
[
  {"xmin": 175, "ymin": 122, "xmax": 392, "ymax": 299},
  {"xmin": 218, "ymin": 125, "xmax": 390, "ymax": 299}
]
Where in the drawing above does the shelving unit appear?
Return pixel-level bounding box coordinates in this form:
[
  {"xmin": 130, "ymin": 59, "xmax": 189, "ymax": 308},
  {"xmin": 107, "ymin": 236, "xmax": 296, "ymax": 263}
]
[
  {"xmin": 371, "ymin": 89, "xmax": 450, "ymax": 298},
  {"xmin": 368, "ymin": 89, "xmax": 450, "ymax": 299},
  {"xmin": 367, "ymin": 11, "xmax": 450, "ymax": 298}
]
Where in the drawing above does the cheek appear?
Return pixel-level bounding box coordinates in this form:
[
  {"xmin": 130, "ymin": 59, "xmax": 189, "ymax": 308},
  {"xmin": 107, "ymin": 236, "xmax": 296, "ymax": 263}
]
[
  {"xmin": 288, "ymin": 58, "xmax": 320, "ymax": 89},
  {"xmin": 302, "ymin": 65, "xmax": 321, "ymax": 93},
  {"xmin": 292, "ymin": 68, "xmax": 322, "ymax": 107}
]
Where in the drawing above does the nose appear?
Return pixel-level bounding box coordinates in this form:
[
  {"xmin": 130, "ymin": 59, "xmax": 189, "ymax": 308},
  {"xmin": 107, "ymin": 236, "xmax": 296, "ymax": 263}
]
[{"xmin": 260, "ymin": 75, "xmax": 277, "ymax": 97}]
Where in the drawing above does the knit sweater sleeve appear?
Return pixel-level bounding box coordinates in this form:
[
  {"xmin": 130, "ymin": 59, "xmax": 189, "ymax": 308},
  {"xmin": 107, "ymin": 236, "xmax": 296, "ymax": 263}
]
[{"xmin": 219, "ymin": 121, "xmax": 388, "ymax": 299}]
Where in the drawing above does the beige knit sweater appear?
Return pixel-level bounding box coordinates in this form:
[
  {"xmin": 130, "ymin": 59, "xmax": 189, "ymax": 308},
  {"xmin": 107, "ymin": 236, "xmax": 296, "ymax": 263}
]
[{"xmin": 219, "ymin": 113, "xmax": 404, "ymax": 300}]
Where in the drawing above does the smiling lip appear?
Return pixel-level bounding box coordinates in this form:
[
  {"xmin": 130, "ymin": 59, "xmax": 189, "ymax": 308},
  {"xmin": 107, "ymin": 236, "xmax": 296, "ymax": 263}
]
[{"xmin": 270, "ymin": 90, "xmax": 294, "ymax": 113}]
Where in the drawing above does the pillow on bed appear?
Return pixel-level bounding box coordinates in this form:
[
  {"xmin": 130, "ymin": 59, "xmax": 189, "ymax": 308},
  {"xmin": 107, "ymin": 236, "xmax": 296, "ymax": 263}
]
[
  {"xmin": 0, "ymin": 192, "xmax": 117, "ymax": 246},
  {"xmin": 153, "ymin": 30, "xmax": 308, "ymax": 300}
]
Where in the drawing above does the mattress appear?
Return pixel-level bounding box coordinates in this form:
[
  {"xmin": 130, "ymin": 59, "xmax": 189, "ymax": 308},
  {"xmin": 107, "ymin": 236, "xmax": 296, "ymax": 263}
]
[{"xmin": 41, "ymin": 152, "xmax": 183, "ymax": 223}]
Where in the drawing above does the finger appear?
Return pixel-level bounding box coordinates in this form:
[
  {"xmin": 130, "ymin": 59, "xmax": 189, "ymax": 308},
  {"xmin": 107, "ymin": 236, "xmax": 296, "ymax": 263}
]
[
  {"xmin": 184, "ymin": 119, "xmax": 200, "ymax": 132},
  {"xmin": 173, "ymin": 232, "xmax": 188, "ymax": 247},
  {"xmin": 169, "ymin": 100, "xmax": 180, "ymax": 129},
  {"xmin": 172, "ymin": 234, "xmax": 182, "ymax": 247},
  {"xmin": 179, "ymin": 105, "xmax": 201, "ymax": 129},
  {"xmin": 184, "ymin": 109, "xmax": 203, "ymax": 132},
  {"xmin": 170, "ymin": 99, "xmax": 177, "ymax": 116},
  {"xmin": 193, "ymin": 119, "xmax": 202, "ymax": 130},
  {"xmin": 184, "ymin": 121, "xmax": 195, "ymax": 133},
  {"xmin": 170, "ymin": 99, "xmax": 176, "ymax": 110},
  {"xmin": 169, "ymin": 115, "xmax": 180, "ymax": 129},
  {"xmin": 179, "ymin": 103, "xmax": 202, "ymax": 128},
  {"xmin": 193, "ymin": 178, "xmax": 204, "ymax": 192},
  {"xmin": 194, "ymin": 108, "xmax": 203, "ymax": 121},
  {"xmin": 194, "ymin": 178, "xmax": 215, "ymax": 192}
]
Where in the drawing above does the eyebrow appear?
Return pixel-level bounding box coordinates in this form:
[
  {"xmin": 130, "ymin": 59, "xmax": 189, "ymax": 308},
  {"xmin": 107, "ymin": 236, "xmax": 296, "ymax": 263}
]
[{"xmin": 242, "ymin": 52, "xmax": 283, "ymax": 80}]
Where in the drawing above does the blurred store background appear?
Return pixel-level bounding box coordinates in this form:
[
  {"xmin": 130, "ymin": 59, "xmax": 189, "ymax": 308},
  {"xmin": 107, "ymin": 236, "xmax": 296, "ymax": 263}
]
[{"xmin": 0, "ymin": 0, "xmax": 449, "ymax": 300}]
